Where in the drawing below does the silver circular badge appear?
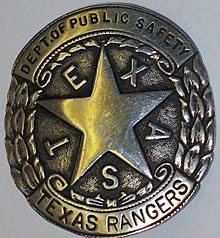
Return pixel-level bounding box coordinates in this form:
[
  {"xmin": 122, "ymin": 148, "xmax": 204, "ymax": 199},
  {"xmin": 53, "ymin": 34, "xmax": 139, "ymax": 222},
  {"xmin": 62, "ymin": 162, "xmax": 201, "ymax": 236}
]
[{"xmin": 4, "ymin": 3, "xmax": 215, "ymax": 237}]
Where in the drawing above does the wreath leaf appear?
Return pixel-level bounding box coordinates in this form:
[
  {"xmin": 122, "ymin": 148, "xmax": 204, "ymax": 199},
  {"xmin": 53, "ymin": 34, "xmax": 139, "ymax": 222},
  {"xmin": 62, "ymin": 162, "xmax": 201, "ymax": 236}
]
[
  {"xmin": 22, "ymin": 161, "xmax": 39, "ymax": 190},
  {"xmin": 137, "ymin": 181, "xmax": 153, "ymax": 196},
  {"xmin": 7, "ymin": 77, "xmax": 18, "ymax": 106},
  {"xmin": 175, "ymin": 143, "xmax": 185, "ymax": 168},
  {"xmin": 120, "ymin": 39, "xmax": 141, "ymax": 49},
  {"xmin": 170, "ymin": 77, "xmax": 186, "ymax": 97},
  {"xmin": 195, "ymin": 153, "xmax": 213, "ymax": 182},
  {"xmin": 203, "ymin": 87, "xmax": 215, "ymax": 118},
  {"xmin": 5, "ymin": 139, "xmax": 17, "ymax": 167},
  {"xmin": 13, "ymin": 108, "xmax": 25, "ymax": 136},
  {"xmin": 27, "ymin": 134, "xmax": 36, "ymax": 156},
  {"xmin": 26, "ymin": 110, "xmax": 36, "ymax": 136},
  {"xmin": 5, "ymin": 107, "xmax": 14, "ymax": 139},
  {"xmin": 56, "ymin": 52, "xmax": 71, "ymax": 61},
  {"xmin": 105, "ymin": 36, "xmax": 125, "ymax": 46},
  {"xmin": 34, "ymin": 157, "xmax": 45, "ymax": 181},
  {"xmin": 184, "ymin": 144, "xmax": 200, "ymax": 175},
  {"xmin": 179, "ymin": 99, "xmax": 191, "ymax": 123},
  {"xmin": 180, "ymin": 121, "xmax": 189, "ymax": 145},
  {"xmin": 16, "ymin": 82, "xmax": 29, "ymax": 108},
  {"xmin": 69, "ymin": 44, "xmax": 86, "ymax": 53},
  {"xmin": 84, "ymin": 39, "xmax": 100, "ymax": 48},
  {"xmin": 14, "ymin": 135, "xmax": 29, "ymax": 165},
  {"xmin": 11, "ymin": 167, "xmax": 32, "ymax": 196},
  {"xmin": 136, "ymin": 45, "xmax": 157, "ymax": 56},
  {"xmin": 205, "ymin": 119, "xmax": 215, "ymax": 152},
  {"xmin": 183, "ymin": 67, "xmax": 191, "ymax": 93},
  {"xmin": 190, "ymin": 89, "xmax": 204, "ymax": 119},
  {"xmin": 28, "ymin": 91, "xmax": 42, "ymax": 109},
  {"xmin": 184, "ymin": 66, "xmax": 200, "ymax": 92},
  {"xmin": 193, "ymin": 54, "xmax": 209, "ymax": 87},
  {"xmin": 191, "ymin": 117, "xmax": 205, "ymax": 144}
]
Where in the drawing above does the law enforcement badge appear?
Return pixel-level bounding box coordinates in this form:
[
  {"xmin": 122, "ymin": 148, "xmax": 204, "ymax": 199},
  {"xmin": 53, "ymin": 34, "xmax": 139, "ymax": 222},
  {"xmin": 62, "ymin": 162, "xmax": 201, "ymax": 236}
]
[{"xmin": 4, "ymin": 4, "xmax": 215, "ymax": 237}]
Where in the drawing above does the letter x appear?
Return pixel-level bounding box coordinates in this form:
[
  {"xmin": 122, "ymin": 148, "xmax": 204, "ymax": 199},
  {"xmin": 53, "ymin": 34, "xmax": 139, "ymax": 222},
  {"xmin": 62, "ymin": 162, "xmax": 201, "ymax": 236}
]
[{"xmin": 121, "ymin": 58, "xmax": 148, "ymax": 87}]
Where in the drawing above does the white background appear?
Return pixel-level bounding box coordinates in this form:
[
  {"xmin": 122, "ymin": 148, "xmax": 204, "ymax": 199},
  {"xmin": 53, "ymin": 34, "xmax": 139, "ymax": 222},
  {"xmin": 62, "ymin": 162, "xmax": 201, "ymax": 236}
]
[{"xmin": 0, "ymin": 0, "xmax": 219, "ymax": 238}]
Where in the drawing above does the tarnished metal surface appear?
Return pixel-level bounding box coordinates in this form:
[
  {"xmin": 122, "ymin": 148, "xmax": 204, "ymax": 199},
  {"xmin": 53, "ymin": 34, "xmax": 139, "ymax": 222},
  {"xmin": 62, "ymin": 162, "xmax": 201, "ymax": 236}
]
[{"xmin": 4, "ymin": 4, "xmax": 215, "ymax": 237}]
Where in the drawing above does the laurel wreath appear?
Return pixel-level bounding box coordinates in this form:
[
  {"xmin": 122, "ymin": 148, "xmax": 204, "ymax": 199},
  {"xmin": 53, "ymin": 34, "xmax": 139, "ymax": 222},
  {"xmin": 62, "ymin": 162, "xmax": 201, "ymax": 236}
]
[
  {"xmin": 170, "ymin": 54, "xmax": 215, "ymax": 182},
  {"xmin": 5, "ymin": 36, "xmax": 215, "ymax": 198},
  {"xmin": 5, "ymin": 77, "xmax": 44, "ymax": 196}
]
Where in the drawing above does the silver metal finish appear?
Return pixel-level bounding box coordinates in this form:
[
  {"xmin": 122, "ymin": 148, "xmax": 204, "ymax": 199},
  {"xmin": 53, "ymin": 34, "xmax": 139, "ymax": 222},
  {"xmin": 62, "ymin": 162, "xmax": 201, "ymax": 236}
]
[{"xmin": 4, "ymin": 3, "xmax": 215, "ymax": 238}]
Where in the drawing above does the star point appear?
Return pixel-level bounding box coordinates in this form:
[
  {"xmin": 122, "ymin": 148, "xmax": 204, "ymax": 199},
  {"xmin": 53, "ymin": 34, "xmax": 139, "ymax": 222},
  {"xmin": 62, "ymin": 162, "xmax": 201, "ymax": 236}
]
[{"xmin": 38, "ymin": 47, "xmax": 173, "ymax": 185}]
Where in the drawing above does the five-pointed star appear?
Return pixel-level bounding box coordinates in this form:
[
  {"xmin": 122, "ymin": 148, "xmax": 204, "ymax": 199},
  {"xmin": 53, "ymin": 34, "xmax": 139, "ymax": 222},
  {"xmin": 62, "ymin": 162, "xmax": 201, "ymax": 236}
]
[{"xmin": 38, "ymin": 47, "xmax": 173, "ymax": 185}]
